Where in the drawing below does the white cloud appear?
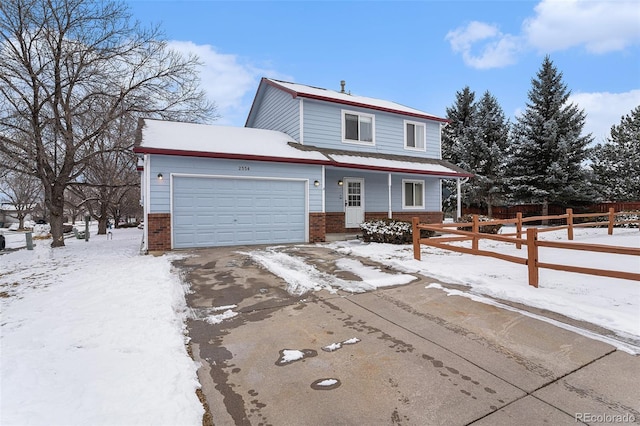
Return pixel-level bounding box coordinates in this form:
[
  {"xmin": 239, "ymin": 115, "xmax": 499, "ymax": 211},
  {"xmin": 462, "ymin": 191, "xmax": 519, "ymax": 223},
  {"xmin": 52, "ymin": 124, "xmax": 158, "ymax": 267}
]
[
  {"xmin": 570, "ymin": 90, "xmax": 640, "ymax": 143},
  {"xmin": 167, "ymin": 41, "xmax": 290, "ymax": 126},
  {"xmin": 524, "ymin": 0, "xmax": 640, "ymax": 54},
  {"xmin": 445, "ymin": 21, "xmax": 522, "ymax": 69},
  {"xmin": 448, "ymin": 0, "xmax": 640, "ymax": 68}
]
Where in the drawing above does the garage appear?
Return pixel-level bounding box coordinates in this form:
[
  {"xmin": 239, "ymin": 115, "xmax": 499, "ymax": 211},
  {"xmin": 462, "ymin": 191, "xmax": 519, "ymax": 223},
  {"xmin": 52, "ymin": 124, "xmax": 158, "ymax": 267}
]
[{"xmin": 172, "ymin": 176, "xmax": 307, "ymax": 248}]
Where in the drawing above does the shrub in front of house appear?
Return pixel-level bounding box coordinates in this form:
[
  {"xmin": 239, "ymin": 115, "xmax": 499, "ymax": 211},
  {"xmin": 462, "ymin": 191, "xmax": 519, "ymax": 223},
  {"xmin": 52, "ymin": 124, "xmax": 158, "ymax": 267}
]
[
  {"xmin": 360, "ymin": 218, "xmax": 435, "ymax": 244},
  {"xmin": 456, "ymin": 214, "xmax": 503, "ymax": 234}
]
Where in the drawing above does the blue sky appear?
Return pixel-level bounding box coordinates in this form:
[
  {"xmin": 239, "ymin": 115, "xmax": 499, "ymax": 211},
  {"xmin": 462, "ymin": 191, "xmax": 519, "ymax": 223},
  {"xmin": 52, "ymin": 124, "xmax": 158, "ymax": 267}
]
[{"xmin": 126, "ymin": 0, "xmax": 640, "ymax": 144}]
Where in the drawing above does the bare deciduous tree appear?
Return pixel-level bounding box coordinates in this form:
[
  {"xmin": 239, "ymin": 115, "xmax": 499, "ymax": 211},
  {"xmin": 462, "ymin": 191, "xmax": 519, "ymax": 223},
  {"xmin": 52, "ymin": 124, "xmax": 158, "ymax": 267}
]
[
  {"xmin": 0, "ymin": 0, "xmax": 215, "ymax": 247},
  {"xmin": 68, "ymin": 114, "xmax": 141, "ymax": 234}
]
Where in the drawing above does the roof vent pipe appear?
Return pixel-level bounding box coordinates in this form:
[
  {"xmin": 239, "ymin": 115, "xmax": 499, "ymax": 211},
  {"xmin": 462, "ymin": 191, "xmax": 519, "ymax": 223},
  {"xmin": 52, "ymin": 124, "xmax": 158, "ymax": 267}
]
[{"xmin": 340, "ymin": 80, "xmax": 345, "ymax": 93}]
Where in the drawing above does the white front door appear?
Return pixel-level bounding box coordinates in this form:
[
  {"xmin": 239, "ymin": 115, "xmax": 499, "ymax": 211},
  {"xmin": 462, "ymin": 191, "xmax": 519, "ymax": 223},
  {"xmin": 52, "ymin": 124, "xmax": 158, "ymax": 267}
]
[{"xmin": 344, "ymin": 178, "xmax": 364, "ymax": 228}]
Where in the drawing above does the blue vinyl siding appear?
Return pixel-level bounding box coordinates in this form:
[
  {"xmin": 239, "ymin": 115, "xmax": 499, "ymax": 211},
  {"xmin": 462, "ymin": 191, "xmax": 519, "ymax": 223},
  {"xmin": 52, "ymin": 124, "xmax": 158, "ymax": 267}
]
[
  {"xmin": 246, "ymin": 85, "xmax": 443, "ymax": 159},
  {"xmin": 148, "ymin": 154, "xmax": 322, "ymax": 213},
  {"xmin": 249, "ymin": 85, "xmax": 300, "ymax": 141},
  {"xmin": 324, "ymin": 169, "xmax": 441, "ymax": 213},
  {"xmin": 302, "ymin": 99, "xmax": 442, "ymax": 158}
]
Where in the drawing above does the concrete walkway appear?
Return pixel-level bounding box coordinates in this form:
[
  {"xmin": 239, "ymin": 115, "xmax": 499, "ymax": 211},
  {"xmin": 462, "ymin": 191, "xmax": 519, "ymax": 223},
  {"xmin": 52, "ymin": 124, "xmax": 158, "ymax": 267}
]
[{"xmin": 174, "ymin": 244, "xmax": 639, "ymax": 426}]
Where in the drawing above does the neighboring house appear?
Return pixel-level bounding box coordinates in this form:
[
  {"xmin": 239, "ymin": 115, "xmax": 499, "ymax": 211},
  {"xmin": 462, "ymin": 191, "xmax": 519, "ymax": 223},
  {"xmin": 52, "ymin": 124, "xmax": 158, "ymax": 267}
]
[
  {"xmin": 0, "ymin": 203, "xmax": 33, "ymax": 227},
  {"xmin": 134, "ymin": 78, "xmax": 472, "ymax": 251}
]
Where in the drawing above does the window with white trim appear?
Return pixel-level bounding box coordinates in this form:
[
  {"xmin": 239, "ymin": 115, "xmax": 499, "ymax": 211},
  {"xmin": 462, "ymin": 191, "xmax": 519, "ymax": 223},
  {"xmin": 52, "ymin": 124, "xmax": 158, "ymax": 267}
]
[
  {"xmin": 403, "ymin": 179, "xmax": 424, "ymax": 209},
  {"xmin": 404, "ymin": 120, "xmax": 425, "ymax": 151},
  {"xmin": 342, "ymin": 110, "xmax": 374, "ymax": 144}
]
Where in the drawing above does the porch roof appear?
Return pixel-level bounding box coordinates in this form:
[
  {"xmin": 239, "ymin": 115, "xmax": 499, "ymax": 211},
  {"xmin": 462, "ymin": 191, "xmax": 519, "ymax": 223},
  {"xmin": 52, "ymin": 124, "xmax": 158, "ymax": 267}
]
[{"xmin": 289, "ymin": 144, "xmax": 473, "ymax": 178}]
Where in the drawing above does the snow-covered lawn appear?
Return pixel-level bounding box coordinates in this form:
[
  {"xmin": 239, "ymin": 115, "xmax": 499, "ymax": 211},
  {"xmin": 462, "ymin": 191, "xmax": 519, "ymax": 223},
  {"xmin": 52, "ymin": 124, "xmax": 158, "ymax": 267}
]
[
  {"xmin": 1, "ymin": 225, "xmax": 638, "ymax": 425},
  {"xmin": 0, "ymin": 228, "xmax": 202, "ymax": 426}
]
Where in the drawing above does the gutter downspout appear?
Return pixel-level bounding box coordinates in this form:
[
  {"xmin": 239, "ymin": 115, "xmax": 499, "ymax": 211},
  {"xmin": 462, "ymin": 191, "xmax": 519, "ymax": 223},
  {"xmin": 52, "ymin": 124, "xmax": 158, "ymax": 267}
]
[{"xmin": 143, "ymin": 154, "xmax": 151, "ymax": 253}]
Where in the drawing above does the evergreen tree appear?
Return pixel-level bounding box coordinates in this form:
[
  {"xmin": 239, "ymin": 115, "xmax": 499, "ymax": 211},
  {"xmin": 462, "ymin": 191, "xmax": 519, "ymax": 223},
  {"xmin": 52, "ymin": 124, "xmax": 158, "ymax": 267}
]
[
  {"xmin": 441, "ymin": 87, "xmax": 476, "ymax": 215},
  {"xmin": 464, "ymin": 91, "xmax": 509, "ymax": 217},
  {"xmin": 441, "ymin": 87, "xmax": 509, "ymax": 217},
  {"xmin": 589, "ymin": 105, "xmax": 640, "ymax": 201},
  {"xmin": 507, "ymin": 56, "xmax": 594, "ymax": 213},
  {"xmin": 442, "ymin": 86, "xmax": 476, "ymax": 165}
]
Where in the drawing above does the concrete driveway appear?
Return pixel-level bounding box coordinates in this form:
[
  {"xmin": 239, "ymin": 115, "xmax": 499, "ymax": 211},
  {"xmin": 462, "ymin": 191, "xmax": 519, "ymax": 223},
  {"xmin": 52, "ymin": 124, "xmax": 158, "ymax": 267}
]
[{"xmin": 173, "ymin": 244, "xmax": 639, "ymax": 426}]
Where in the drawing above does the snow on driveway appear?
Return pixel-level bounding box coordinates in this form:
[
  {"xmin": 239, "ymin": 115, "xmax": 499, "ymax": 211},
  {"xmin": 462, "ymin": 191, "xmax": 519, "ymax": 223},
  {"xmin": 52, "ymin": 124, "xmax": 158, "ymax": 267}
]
[{"xmin": 244, "ymin": 246, "xmax": 416, "ymax": 294}]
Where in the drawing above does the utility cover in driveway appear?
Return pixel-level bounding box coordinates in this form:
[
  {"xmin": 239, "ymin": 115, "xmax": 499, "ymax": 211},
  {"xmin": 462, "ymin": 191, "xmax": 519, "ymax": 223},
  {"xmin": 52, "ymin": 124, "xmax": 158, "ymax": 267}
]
[{"xmin": 173, "ymin": 176, "xmax": 306, "ymax": 248}]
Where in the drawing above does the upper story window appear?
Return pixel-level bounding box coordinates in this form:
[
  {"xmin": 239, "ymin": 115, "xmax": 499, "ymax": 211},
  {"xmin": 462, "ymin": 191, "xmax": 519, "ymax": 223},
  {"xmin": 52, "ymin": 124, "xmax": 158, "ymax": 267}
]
[
  {"xmin": 342, "ymin": 110, "xmax": 375, "ymax": 145},
  {"xmin": 404, "ymin": 120, "xmax": 426, "ymax": 151},
  {"xmin": 403, "ymin": 179, "xmax": 425, "ymax": 209}
]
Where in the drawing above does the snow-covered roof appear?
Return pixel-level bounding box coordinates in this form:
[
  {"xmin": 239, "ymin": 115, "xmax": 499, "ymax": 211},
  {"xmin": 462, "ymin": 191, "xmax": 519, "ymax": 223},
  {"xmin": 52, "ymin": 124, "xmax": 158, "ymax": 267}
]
[
  {"xmin": 134, "ymin": 119, "xmax": 328, "ymax": 163},
  {"xmin": 258, "ymin": 78, "xmax": 447, "ymax": 123},
  {"xmin": 329, "ymin": 154, "xmax": 458, "ymax": 175},
  {"xmin": 134, "ymin": 119, "xmax": 471, "ymax": 178},
  {"xmin": 1, "ymin": 204, "xmax": 20, "ymax": 212}
]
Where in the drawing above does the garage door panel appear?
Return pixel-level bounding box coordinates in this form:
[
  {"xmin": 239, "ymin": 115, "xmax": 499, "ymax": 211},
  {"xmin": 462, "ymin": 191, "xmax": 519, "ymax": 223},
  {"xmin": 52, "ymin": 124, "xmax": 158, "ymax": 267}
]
[
  {"xmin": 215, "ymin": 196, "xmax": 236, "ymax": 209},
  {"xmin": 216, "ymin": 214, "xmax": 235, "ymax": 225},
  {"xmin": 237, "ymin": 197, "xmax": 255, "ymax": 208},
  {"xmin": 215, "ymin": 232, "xmax": 236, "ymax": 245},
  {"xmin": 255, "ymin": 215, "xmax": 272, "ymax": 225},
  {"xmin": 173, "ymin": 177, "xmax": 306, "ymax": 248}
]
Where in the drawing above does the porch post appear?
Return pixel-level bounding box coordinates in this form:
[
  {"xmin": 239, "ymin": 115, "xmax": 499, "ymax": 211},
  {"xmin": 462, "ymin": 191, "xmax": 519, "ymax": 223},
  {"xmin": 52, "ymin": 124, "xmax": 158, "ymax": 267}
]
[
  {"xmin": 456, "ymin": 178, "xmax": 462, "ymax": 220},
  {"xmin": 388, "ymin": 173, "xmax": 392, "ymax": 218},
  {"xmin": 321, "ymin": 166, "xmax": 326, "ymax": 213}
]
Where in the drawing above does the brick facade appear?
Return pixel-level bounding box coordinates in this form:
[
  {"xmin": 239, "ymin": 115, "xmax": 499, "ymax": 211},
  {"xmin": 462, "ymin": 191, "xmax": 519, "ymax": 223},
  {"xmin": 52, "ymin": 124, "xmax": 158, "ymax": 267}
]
[
  {"xmin": 325, "ymin": 212, "xmax": 348, "ymax": 233},
  {"xmin": 388, "ymin": 211, "xmax": 443, "ymax": 224},
  {"xmin": 309, "ymin": 213, "xmax": 326, "ymax": 242},
  {"xmin": 147, "ymin": 213, "xmax": 171, "ymax": 252}
]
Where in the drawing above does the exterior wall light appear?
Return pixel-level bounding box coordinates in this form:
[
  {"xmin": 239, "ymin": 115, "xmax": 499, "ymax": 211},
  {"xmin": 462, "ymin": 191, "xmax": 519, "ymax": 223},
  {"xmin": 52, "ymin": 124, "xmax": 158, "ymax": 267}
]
[
  {"xmin": 157, "ymin": 173, "xmax": 163, "ymax": 180},
  {"xmin": 338, "ymin": 180, "xmax": 343, "ymax": 186},
  {"xmin": 314, "ymin": 180, "xmax": 320, "ymax": 187}
]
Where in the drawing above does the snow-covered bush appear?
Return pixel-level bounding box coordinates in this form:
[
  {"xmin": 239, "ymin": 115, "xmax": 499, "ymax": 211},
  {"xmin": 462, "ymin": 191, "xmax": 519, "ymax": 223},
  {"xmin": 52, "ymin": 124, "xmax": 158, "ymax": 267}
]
[
  {"xmin": 595, "ymin": 211, "xmax": 640, "ymax": 228},
  {"xmin": 33, "ymin": 224, "xmax": 51, "ymax": 239},
  {"xmin": 617, "ymin": 212, "xmax": 640, "ymax": 228},
  {"xmin": 360, "ymin": 218, "xmax": 434, "ymax": 244},
  {"xmin": 457, "ymin": 214, "xmax": 503, "ymax": 234}
]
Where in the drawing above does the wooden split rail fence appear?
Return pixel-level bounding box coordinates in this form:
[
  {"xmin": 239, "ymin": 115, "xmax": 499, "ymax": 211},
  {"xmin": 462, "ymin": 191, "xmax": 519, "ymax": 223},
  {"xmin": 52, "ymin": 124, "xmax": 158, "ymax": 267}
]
[{"xmin": 412, "ymin": 208, "xmax": 640, "ymax": 287}]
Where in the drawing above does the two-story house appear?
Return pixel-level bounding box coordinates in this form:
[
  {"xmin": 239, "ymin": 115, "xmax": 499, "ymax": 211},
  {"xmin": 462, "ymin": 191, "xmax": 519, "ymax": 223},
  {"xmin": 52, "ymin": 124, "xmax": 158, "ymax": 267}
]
[{"xmin": 134, "ymin": 78, "xmax": 471, "ymax": 251}]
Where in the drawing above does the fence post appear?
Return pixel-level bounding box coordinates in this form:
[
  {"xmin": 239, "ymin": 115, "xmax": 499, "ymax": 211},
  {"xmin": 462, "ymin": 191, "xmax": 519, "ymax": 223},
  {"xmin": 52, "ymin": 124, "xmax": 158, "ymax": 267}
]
[
  {"xmin": 472, "ymin": 214, "xmax": 479, "ymax": 252},
  {"xmin": 516, "ymin": 212, "xmax": 523, "ymax": 249},
  {"xmin": 566, "ymin": 208, "xmax": 574, "ymax": 240},
  {"xmin": 608, "ymin": 207, "xmax": 615, "ymax": 235},
  {"xmin": 412, "ymin": 217, "xmax": 421, "ymax": 260},
  {"xmin": 527, "ymin": 228, "xmax": 539, "ymax": 288}
]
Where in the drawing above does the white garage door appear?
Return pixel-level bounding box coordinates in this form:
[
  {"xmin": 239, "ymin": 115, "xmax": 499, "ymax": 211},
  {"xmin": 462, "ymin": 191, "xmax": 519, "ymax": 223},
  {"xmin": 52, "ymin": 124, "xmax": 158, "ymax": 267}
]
[{"xmin": 172, "ymin": 176, "xmax": 307, "ymax": 248}]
